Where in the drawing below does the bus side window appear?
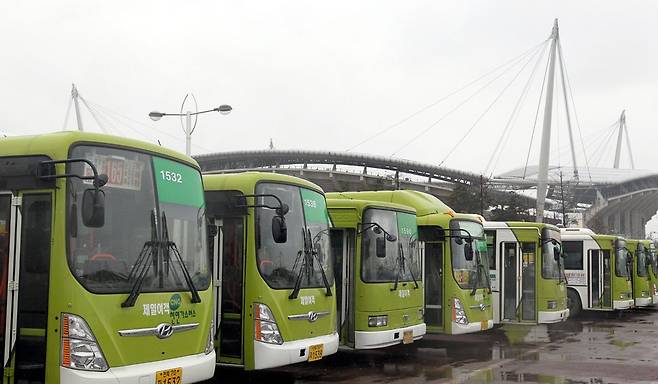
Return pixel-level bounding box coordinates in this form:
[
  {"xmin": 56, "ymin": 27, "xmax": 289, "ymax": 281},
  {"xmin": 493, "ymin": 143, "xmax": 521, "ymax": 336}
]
[{"xmin": 562, "ymin": 241, "xmax": 583, "ymax": 269}]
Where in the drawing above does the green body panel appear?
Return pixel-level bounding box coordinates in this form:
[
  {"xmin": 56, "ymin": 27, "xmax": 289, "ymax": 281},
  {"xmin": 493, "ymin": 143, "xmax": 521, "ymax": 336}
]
[
  {"xmin": 592, "ymin": 235, "xmax": 633, "ymax": 306},
  {"xmin": 203, "ymin": 172, "xmax": 336, "ymax": 370},
  {"xmin": 505, "ymin": 222, "xmax": 568, "ymax": 321},
  {"xmin": 325, "ymin": 195, "xmax": 424, "ymax": 344},
  {"xmin": 627, "ymin": 239, "xmax": 652, "ymax": 303},
  {"xmin": 326, "ymin": 190, "xmax": 490, "ymax": 335},
  {"xmin": 0, "ymin": 132, "xmax": 211, "ymax": 383}
]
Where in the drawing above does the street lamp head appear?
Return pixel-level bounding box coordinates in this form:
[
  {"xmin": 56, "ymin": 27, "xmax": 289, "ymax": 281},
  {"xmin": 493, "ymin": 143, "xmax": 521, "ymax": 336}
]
[
  {"xmin": 148, "ymin": 111, "xmax": 164, "ymax": 121},
  {"xmin": 218, "ymin": 104, "xmax": 232, "ymax": 115}
]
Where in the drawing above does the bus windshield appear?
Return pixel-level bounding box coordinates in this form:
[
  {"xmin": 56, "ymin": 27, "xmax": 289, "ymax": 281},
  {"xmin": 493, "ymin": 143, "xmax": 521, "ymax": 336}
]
[
  {"xmin": 67, "ymin": 145, "xmax": 210, "ymax": 294},
  {"xmin": 541, "ymin": 228, "xmax": 562, "ymax": 280},
  {"xmin": 255, "ymin": 183, "xmax": 334, "ymax": 290},
  {"xmin": 636, "ymin": 243, "xmax": 648, "ymax": 277},
  {"xmin": 650, "ymin": 246, "xmax": 658, "ymax": 277},
  {"xmin": 615, "ymin": 240, "xmax": 628, "ymax": 278},
  {"xmin": 450, "ymin": 220, "xmax": 488, "ymax": 290},
  {"xmin": 361, "ymin": 209, "xmax": 420, "ymax": 283}
]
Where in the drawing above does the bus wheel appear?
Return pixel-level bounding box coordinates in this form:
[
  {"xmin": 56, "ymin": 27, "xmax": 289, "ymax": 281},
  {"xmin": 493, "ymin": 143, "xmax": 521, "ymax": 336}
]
[{"xmin": 567, "ymin": 289, "xmax": 582, "ymax": 318}]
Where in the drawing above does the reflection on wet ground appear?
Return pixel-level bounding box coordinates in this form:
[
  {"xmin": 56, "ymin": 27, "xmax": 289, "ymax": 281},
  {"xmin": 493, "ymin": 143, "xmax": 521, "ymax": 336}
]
[{"xmin": 207, "ymin": 308, "xmax": 658, "ymax": 383}]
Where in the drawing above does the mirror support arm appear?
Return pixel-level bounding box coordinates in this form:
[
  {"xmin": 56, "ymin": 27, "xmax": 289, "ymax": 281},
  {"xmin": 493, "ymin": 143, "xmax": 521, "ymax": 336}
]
[{"xmin": 38, "ymin": 158, "xmax": 107, "ymax": 189}]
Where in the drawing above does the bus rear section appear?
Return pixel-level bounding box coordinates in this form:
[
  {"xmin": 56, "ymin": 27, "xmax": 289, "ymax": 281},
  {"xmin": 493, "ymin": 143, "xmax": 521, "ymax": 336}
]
[
  {"xmin": 0, "ymin": 132, "xmax": 215, "ymax": 384},
  {"xmin": 484, "ymin": 222, "xmax": 568, "ymax": 324},
  {"xmin": 561, "ymin": 228, "xmax": 633, "ymax": 314},
  {"xmin": 327, "ymin": 195, "xmax": 426, "ymax": 349},
  {"xmin": 627, "ymin": 239, "xmax": 653, "ymax": 307},
  {"xmin": 204, "ymin": 172, "xmax": 338, "ymax": 370}
]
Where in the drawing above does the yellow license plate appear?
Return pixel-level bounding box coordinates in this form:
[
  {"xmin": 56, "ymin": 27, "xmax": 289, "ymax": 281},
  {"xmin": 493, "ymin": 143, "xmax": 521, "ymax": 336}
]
[
  {"xmin": 403, "ymin": 330, "xmax": 413, "ymax": 344},
  {"xmin": 308, "ymin": 344, "xmax": 323, "ymax": 362},
  {"xmin": 480, "ymin": 320, "xmax": 488, "ymax": 331},
  {"xmin": 156, "ymin": 367, "xmax": 182, "ymax": 384}
]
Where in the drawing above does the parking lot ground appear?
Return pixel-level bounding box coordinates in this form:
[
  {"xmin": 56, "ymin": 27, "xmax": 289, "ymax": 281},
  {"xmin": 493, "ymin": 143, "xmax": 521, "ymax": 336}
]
[{"xmin": 209, "ymin": 308, "xmax": 658, "ymax": 383}]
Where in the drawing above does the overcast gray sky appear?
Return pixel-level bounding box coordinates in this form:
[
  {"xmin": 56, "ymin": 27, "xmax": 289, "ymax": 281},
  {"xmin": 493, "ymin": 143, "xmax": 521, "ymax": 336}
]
[{"xmin": 1, "ymin": 0, "xmax": 656, "ymax": 177}]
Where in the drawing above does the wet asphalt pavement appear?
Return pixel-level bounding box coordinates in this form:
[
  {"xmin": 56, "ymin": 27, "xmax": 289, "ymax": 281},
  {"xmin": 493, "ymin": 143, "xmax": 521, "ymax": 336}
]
[{"xmin": 207, "ymin": 308, "xmax": 658, "ymax": 383}]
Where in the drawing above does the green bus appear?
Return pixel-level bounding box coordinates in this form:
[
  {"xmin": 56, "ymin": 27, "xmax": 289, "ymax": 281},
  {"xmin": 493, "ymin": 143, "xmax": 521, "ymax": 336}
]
[
  {"xmin": 326, "ymin": 193, "xmax": 426, "ymax": 348},
  {"xmin": 334, "ymin": 190, "xmax": 493, "ymax": 335},
  {"xmin": 0, "ymin": 132, "xmax": 215, "ymax": 383},
  {"xmin": 203, "ymin": 172, "xmax": 338, "ymax": 370},
  {"xmin": 646, "ymin": 240, "xmax": 658, "ymax": 304},
  {"xmin": 627, "ymin": 239, "xmax": 653, "ymax": 307},
  {"xmin": 484, "ymin": 222, "xmax": 569, "ymax": 324},
  {"xmin": 560, "ymin": 228, "xmax": 633, "ymax": 315}
]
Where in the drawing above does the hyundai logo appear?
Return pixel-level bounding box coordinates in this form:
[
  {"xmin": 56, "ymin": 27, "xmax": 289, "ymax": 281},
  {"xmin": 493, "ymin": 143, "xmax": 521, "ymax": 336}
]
[
  {"xmin": 479, "ymin": 303, "xmax": 487, "ymax": 311},
  {"xmin": 156, "ymin": 323, "xmax": 174, "ymax": 339},
  {"xmin": 308, "ymin": 311, "xmax": 319, "ymax": 323}
]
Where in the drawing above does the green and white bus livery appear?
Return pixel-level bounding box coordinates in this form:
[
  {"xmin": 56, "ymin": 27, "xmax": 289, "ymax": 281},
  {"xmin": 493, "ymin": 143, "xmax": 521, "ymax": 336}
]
[
  {"xmin": 326, "ymin": 193, "xmax": 426, "ymax": 349},
  {"xmin": 560, "ymin": 228, "xmax": 633, "ymax": 314},
  {"xmin": 0, "ymin": 132, "xmax": 215, "ymax": 384},
  {"xmin": 339, "ymin": 190, "xmax": 493, "ymax": 335},
  {"xmin": 627, "ymin": 239, "xmax": 653, "ymax": 307},
  {"xmin": 484, "ymin": 222, "xmax": 569, "ymax": 324},
  {"xmin": 203, "ymin": 172, "xmax": 338, "ymax": 370}
]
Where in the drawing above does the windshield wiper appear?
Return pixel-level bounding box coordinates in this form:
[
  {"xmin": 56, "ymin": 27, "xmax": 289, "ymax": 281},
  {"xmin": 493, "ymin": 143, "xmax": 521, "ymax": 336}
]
[
  {"xmin": 122, "ymin": 211, "xmax": 158, "ymax": 307},
  {"xmin": 289, "ymin": 229, "xmax": 312, "ymax": 300},
  {"xmin": 310, "ymin": 229, "xmax": 333, "ymax": 297},
  {"xmin": 471, "ymin": 250, "xmax": 491, "ymax": 295},
  {"xmin": 392, "ymin": 242, "xmax": 419, "ymax": 291},
  {"xmin": 121, "ymin": 211, "xmax": 201, "ymax": 308},
  {"xmin": 161, "ymin": 212, "xmax": 201, "ymax": 303}
]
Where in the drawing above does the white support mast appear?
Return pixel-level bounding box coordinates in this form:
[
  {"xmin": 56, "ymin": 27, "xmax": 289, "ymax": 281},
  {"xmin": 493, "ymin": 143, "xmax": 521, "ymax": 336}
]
[
  {"xmin": 557, "ymin": 39, "xmax": 578, "ymax": 180},
  {"xmin": 72, "ymin": 84, "xmax": 84, "ymax": 132},
  {"xmin": 613, "ymin": 110, "xmax": 624, "ymax": 168},
  {"xmin": 535, "ymin": 19, "xmax": 559, "ymax": 223}
]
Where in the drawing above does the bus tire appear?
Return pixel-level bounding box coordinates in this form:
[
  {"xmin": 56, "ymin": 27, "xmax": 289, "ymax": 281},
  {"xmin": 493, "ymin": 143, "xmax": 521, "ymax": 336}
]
[{"xmin": 567, "ymin": 289, "xmax": 582, "ymax": 318}]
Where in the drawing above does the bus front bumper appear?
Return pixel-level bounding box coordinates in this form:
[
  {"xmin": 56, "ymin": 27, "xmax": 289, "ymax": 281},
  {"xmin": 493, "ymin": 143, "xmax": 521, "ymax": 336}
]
[
  {"xmin": 450, "ymin": 319, "xmax": 494, "ymax": 335},
  {"xmin": 614, "ymin": 299, "xmax": 634, "ymax": 310},
  {"xmin": 635, "ymin": 297, "xmax": 652, "ymax": 307},
  {"xmin": 354, "ymin": 322, "xmax": 426, "ymax": 349},
  {"xmin": 538, "ymin": 308, "xmax": 569, "ymax": 323},
  {"xmin": 253, "ymin": 332, "xmax": 338, "ymax": 370},
  {"xmin": 60, "ymin": 351, "xmax": 215, "ymax": 384}
]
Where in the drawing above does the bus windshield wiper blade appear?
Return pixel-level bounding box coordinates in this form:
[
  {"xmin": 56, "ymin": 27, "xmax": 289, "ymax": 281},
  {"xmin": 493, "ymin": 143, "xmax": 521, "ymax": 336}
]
[
  {"xmin": 310, "ymin": 229, "xmax": 332, "ymax": 296},
  {"xmin": 122, "ymin": 211, "xmax": 158, "ymax": 308},
  {"xmin": 290, "ymin": 229, "xmax": 310, "ymax": 300},
  {"xmin": 162, "ymin": 212, "xmax": 201, "ymax": 303}
]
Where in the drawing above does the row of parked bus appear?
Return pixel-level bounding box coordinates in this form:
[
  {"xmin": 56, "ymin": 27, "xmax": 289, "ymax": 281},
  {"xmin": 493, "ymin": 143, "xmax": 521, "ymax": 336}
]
[{"xmin": 0, "ymin": 131, "xmax": 655, "ymax": 383}]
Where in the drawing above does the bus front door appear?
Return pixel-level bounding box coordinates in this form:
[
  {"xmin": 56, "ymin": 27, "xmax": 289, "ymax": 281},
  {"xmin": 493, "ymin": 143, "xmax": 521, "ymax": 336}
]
[
  {"xmin": 590, "ymin": 250, "xmax": 612, "ymax": 309},
  {"xmin": 424, "ymin": 242, "xmax": 443, "ymax": 330},
  {"xmin": 214, "ymin": 218, "xmax": 245, "ymax": 365},
  {"xmin": 331, "ymin": 229, "xmax": 354, "ymax": 346},
  {"xmin": 502, "ymin": 242, "xmax": 517, "ymax": 321},
  {"xmin": 1, "ymin": 192, "xmax": 52, "ymax": 383},
  {"xmin": 520, "ymin": 243, "xmax": 536, "ymax": 322}
]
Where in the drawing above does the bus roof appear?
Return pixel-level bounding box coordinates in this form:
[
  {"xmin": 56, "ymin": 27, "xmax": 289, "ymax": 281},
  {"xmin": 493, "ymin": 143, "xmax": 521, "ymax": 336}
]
[
  {"xmin": 560, "ymin": 227, "xmax": 621, "ymax": 242},
  {"xmin": 326, "ymin": 194, "xmax": 416, "ymax": 229},
  {"xmin": 326, "ymin": 190, "xmax": 458, "ymax": 227},
  {"xmin": 0, "ymin": 131, "xmax": 198, "ymax": 167},
  {"xmin": 203, "ymin": 171, "xmax": 324, "ymax": 194}
]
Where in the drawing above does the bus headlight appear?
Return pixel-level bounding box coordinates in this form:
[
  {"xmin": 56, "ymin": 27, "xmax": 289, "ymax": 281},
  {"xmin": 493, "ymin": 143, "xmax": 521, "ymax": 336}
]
[
  {"xmin": 254, "ymin": 303, "xmax": 283, "ymax": 345},
  {"xmin": 61, "ymin": 313, "xmax": 108, "ymax": 371},
  {"xmin": 547, "ymin": 300, "xmax": 557, "ymax": 309},
  {"xmin": 368, "ymin": 315, "xmax": 388, "ymax": 327},
  {"xmin": 453, "ymin": 298, "xmax": 468, "ymax": 325},
  {"xmin": 204, "ymin": 319, "xmax": 215, "ymax": 355}
]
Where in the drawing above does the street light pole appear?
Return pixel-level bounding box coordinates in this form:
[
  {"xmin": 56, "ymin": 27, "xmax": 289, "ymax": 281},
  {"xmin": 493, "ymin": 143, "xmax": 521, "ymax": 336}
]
[{"xmin": 149, "ymin": 102, "xmax": 232, "ymax": 157}]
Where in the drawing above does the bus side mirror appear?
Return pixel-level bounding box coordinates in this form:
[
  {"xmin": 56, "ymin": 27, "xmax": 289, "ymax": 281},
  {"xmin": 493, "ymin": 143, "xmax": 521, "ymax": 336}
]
[
  {"xmin": 554, "ymin": 248, "xmax": 560, "ymax": 261},
  {"xmin": 272, "ymin": 215, "xmax": 287, "ymax": 243},
  {"xmin": 207, "ymin": 224, "xmax": 218, "ymax": 238},
  {"xmin": 464, "ymin": 241, "xmax": 474, "ymax": 261},
  {"xmin": 376, "ymin": 237, "xmax": 387, "ymax": 258},
  {"xmin": 82, "ymin": 189, "xmax": 105, "ymax": 228}
]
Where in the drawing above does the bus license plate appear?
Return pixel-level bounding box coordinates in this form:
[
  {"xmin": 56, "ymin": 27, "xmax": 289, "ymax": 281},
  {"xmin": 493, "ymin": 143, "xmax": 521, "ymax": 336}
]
[
  {"xmin": 156, "ymin": 367, "xmax": 182, "ymax": 384},
  {"xmin": 403, "ymin": 330, "xmax": 413, "ymax": 344},
  {"xmin": 308, "ymin": 344, "xmax": 323, "ymax": 361},
  {"xmin": 480, "ymin": 320, "xmax": 488, "ymax": 330}
]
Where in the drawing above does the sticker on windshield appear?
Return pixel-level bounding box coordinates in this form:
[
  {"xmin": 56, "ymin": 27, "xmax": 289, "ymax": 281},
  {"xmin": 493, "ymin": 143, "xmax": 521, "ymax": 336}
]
[
  {"xmin": 300, "ymin": 188, "xmax": 329, "ymax": 224},
  {"xmin": 152, "ymin": 157, "xmax": 204, "ymax": 207}
]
